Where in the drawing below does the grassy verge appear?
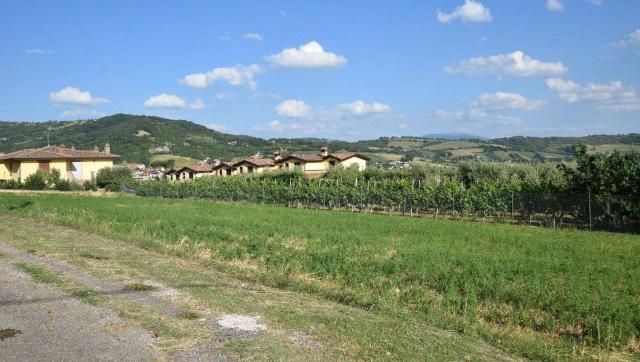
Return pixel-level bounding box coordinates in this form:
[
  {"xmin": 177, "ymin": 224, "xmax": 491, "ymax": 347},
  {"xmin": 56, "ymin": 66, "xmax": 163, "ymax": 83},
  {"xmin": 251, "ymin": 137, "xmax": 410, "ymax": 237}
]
[
  {"xmin": 0, "ymin": 214, "xmax": 512, "ymax": 360},
  {"xmin": 1, "ymin": 193, "xmax": 639, "ymax": 360}
]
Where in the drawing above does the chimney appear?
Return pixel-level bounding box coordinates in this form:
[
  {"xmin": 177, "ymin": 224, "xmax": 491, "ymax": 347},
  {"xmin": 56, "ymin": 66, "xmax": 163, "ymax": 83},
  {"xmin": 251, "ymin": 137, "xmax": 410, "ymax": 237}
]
[
  {"xmin": 71, "ymin": 145, "xmax": 75, "ymax": 150},
  {"xmin": 59, "ymin": 144, "xmax": 66, "ymax": 148},
  {"xmin": 212, "ymin": 159, "xmax": 221, "ymax": 167},
  {"xmin": 104, "ymin": 143, "xmax": 111, "ymax": 154},
  {"xmin": 274, "ymin": 150, "xmax": 282, "ymax": 161},
  {"xmin": 320, "ymin": 146, "xmax": 329, "ymax": 157}
]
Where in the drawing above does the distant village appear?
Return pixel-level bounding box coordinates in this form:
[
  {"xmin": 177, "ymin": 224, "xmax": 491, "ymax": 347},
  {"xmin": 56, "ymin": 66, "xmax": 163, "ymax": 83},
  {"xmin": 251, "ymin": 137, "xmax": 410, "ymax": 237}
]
[
  {"xmin": 147, "ymin": 147, "xmax": 370, "ymax": 181},
  {"xmin": 1, "ymin": 144, "xmax": 388, "ymax": 183}
]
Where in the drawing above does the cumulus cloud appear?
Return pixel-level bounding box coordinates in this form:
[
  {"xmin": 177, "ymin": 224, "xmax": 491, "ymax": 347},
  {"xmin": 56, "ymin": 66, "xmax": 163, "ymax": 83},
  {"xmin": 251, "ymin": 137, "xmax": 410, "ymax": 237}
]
[
  {"xmin": 437, "ymin": 0, "xmax": 492, "ymax": 23},
  {"xmin": 337, "ymin": 100, "xmax": 392, "ymax": 115},
  {"xmin": 49, "ymin": 87, "xmax": 109, "ymax": 105},
  {"xmin": 265, "ymin": 120, "xmax": 305, "ymax": 131},
  {"xmin": 546, "ymin": 0, "xmax": 564, "ymax": 11},
  {"xmin": 445, "ymin": 50, "xmax": 567, "ymax": 77},
  {"xmin": 59, "ymin": 109, "xmax": 105, "ymax": 119},
  {"xmin": 546, "ymin": 78, "xmax": 640, "ymax": 111},
  {"xmin": 612, "ymin": 29, "xmax": 640, "ymax": 54},
  {"xmin": 276, "ymin": 99, "xmax": 310, "ymax": 118},
  {"xmin": 182, "ymin": 64, "xmax": 263, "ymax": 89},
  {"xmin": 143, "ymin": 93, "xmax": 204, "ymax": 110},
  {"xmin": 242, "ymin": 32, "xmax": 263, "ymax": 41},
  {"xmin": 470, "ymin": 92, "xmax": 547, "ymax": 111},
  {"xmin": 266, "ymin": 41, "xmax": 347, "ymax": 69}
]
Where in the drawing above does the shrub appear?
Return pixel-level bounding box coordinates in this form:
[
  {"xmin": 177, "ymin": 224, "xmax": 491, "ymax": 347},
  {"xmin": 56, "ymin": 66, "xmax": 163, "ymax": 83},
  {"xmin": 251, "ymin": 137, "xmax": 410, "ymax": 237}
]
[
  {"xmin": 83, "ymin": 180, "xmax": 97, "ymax": 191},
  {"xmin": 96, "ymin": 166, "xmax": 132, "ymax": 188},
  {"xmin": 0, "ymin": 180, "xmax": 22, "ymax": 190},
  {"xmin": 24, "ymin": 171, "xmax": 46, "ymax": 190},
  {"xmin": 45, "ymin": 168, "xmax": 61, "ymax": 187},
  {"xmin": 54, "ymin": 179, "xmax": 80, "ymax": 191}
]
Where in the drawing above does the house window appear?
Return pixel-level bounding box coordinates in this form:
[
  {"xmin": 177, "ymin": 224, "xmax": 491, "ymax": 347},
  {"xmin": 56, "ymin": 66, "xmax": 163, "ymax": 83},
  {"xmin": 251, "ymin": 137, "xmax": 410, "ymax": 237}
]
[
  {"xmin": 239, "ymin": 167, "xmax": 244, "ymax": 174},
  {"xmin": 329, "ymin": 160, "xmax": 336, "ymax": 167},
  {"xmin": 248, "ymin": 166, "xmax": 254, "ymax": 173},
  {"xmin": 38, "ymin": 161, "xmax": 50, "ymax": 172},
  {"xmin": 226, "ymin": 169, "xmax": 232, "ymax": 176}
]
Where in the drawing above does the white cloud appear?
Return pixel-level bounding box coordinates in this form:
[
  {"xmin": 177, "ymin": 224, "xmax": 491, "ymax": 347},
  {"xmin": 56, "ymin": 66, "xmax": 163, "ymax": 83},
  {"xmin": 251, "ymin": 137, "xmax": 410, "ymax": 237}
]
[
  {"xmin": 276, "ymin": 99, "xmax": 310, "ymax": 118},
  {"xmin": 337, "ymin": 101, "xmax": 392, "ymax": 115},
  {"xmin": 242, "ymin": 32, "xmax": 263, "ymax": 41},
  {"xmin": 143, "ymin": 93, "xmax": 204, "ymax": 110},
  {"xmin": 182, "ymin": 64, "xmax": 263, "ymax": 90},
  {"xmin": 26, "ymin": 48, "xmax": 51, "ymax": 54},
  {"xmin": 49, "ymin": 87, "xmax": 109, "ymax": 105},
  {"xmin": 546, "ymin": 0, "xmax": 564, "ymax": 11},
  {"xmin": 266, "ymin": 41, "xmax": 347, "ymax": 69},
  {"xmin": 445, "ymin": 50, "xmax": 567, "ymax": 77},
  {"xmin": 546, "ymin": 78, "xmax": 640, "ymax": 111},
  {"xmin": 59, "ymin": 109, "xmax": 105, "ymax": 119},
  {"xmin": 265, "ymin": 120, "xmax": 305, "ymax": 131},
  {"xmin": 470, "ymin": 92, "xmax": 547, "ymax": 111},
  {"xmin": 437, "ymin": 0, "xmax": 492, "ymax": 23},
  {"xmin": 612, "ymin": 29, "xmax": 640, "ymax": 54}
]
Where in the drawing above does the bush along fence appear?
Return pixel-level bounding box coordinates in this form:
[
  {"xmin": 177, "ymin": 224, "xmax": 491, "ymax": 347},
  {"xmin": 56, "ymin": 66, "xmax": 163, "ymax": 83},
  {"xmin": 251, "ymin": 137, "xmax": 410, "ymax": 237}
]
[{"xmin": 123, "ymin": 176, "xmax": 639, "ymax": 233}]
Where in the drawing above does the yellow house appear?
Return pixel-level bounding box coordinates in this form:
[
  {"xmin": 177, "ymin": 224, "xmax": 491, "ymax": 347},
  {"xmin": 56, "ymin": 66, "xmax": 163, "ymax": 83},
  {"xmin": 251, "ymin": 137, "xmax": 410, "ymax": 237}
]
[
  {"xmin": 212, "ymin": 162, "xmax": 235, "ymax": 177},
  {"xmin": 0, "ymin": 144, "xmax": 118, "ymax": 183},
  {"xmin": 232, "ymin": 158, "xmax": 275, "ymax": 175},
  {"xmin": 171, "ymin": 164, "xmax": 215, "ymax": 181}
]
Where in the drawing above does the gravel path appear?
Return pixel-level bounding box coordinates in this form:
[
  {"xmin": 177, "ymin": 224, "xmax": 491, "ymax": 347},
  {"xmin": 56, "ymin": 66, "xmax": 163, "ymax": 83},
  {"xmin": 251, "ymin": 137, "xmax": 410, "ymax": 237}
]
[
  {"xmin": 0, "ymin": 257, "xmax": 161, "ymax": 361},
  {"xmin": 0, "ymin": 242, "xmax": 184, "ymax": 317}
]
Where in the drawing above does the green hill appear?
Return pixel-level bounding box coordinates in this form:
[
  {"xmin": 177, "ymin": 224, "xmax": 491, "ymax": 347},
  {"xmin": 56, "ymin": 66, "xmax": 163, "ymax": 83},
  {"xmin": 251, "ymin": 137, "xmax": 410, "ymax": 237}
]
[{"xmin": 1, "ymin": 114, "xmax": 638, "ymax": 164}]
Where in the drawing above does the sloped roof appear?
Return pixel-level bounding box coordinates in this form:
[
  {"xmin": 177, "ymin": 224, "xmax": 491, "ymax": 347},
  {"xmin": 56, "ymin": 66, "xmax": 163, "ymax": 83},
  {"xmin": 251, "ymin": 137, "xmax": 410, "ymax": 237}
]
[
  {"xmin": 0, "ymin": 146, "xmax": 118, "ymax": 161},
  {"xmin": 329, "ymin": 152, "xmax": 370, "ymax": 161},
  {"xmin": 275, "ymin": 152, "xmax": 369, "ymax": 163},
  {"xmin": 176, "ymin": 164, "xmax": 214, "ymax": 173},
  {"xmin": 212, "ymin": 162, "xmax": 235, "ymax": 171},
  {"xmin": 278, "ymin": 154, "xmax": 324, "ymax": 163},
  {"xmin": 233, "ymin": 158, "xmax": 275, "ymax": 167}
]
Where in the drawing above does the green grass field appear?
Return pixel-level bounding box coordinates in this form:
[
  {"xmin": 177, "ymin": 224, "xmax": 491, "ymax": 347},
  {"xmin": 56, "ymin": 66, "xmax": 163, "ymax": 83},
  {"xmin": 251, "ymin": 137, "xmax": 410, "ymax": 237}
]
[{"xmin": 1, "ymin": 193, "xmax": 639, "ymax": 360}]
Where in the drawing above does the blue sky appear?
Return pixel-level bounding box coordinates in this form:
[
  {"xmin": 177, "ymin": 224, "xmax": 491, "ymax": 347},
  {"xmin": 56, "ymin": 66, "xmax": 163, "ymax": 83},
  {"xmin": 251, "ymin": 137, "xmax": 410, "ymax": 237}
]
[{"xmin": 1, "ymin": 0, "xmax": 639, "ymax": 140}]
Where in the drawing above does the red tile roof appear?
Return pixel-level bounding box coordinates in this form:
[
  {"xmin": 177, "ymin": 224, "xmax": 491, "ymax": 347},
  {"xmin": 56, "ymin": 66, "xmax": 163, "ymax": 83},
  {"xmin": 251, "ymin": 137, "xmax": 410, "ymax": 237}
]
[
  {"xmin": 176, "ymin": 164, "xmax": 214, "ymax": 173},
  {"xmin": 0, "ymin": 146, "xmax": 118, "ymax": 161},
  {"xmin": 282, "ymin": 154, "xmax": 324, "ymax": 162},
  {"xmin": 233, "ymin": 158, "xmax": 275, "ymax": 167},
  {"xmin": 329, "ymin": 152, "xmax": 369, "ymax": 161}
]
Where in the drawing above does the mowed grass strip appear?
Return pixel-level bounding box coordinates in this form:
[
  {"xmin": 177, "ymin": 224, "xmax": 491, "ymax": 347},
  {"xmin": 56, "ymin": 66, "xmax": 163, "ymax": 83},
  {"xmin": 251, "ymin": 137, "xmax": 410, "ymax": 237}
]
[{"xmin": 1, "ymin": 193, "xmax": 639, "ymax": 359}]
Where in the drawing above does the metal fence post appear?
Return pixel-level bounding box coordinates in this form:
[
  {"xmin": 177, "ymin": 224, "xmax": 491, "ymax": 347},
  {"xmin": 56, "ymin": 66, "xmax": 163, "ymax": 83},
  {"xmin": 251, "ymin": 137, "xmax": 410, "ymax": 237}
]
[
  {"xmin": 511, "ymin": 190, "xmax": 514, "ymax": 221},
  {"xmin": 588, "ymin": 192, "xmax": 592, "ymax": 231}
]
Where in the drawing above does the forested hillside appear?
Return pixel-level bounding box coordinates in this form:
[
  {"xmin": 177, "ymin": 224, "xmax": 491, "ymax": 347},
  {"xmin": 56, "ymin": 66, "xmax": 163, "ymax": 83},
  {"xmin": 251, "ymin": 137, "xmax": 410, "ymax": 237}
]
[{"xmin": 1, "ymin": 114, "xmax": 638, "ymax": 164}]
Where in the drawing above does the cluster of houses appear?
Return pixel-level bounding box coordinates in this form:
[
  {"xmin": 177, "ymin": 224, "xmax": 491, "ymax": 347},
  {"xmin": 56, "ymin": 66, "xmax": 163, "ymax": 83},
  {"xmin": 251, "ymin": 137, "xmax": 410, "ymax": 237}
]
[
  {"xmin": 166, "ymin": 147, "xmax": 369, "ymax": 181},
  {"xmin": 1, "ymin": 144, "xmax": 369, "ymax": 183}
]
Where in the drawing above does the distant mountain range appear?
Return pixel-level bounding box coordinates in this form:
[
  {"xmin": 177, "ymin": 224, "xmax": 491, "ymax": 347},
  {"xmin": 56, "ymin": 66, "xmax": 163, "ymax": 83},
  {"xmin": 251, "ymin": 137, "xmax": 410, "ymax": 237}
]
[{"xmin": 1, "ymin": 114, "xmax": 638, "ymax": 165}]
